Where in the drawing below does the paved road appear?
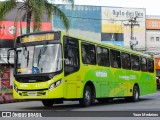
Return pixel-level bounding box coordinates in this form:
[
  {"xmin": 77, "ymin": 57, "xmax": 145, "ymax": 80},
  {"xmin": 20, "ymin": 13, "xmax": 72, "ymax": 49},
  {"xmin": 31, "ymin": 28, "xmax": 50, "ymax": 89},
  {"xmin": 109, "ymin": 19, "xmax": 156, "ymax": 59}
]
[{"xmin": 0, "ymin": 91, "xmax": 160, "ymax": 120}]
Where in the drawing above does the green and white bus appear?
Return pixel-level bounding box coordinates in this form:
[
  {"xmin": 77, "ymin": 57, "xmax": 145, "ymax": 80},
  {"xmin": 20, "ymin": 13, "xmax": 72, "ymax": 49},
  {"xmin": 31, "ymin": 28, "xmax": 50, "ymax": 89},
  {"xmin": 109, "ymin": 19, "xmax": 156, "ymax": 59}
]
[{"xmin": 8, "ymin": 31, "xmax": 156, "ymax": 107}]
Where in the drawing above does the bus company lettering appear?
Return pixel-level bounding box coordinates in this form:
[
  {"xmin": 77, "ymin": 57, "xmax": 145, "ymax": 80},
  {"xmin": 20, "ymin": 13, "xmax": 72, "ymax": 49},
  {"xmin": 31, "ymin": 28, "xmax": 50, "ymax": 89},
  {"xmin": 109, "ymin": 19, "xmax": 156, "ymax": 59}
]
[
  {"xmin": 119, "ymin": 75, "xmax": 136, "ymax": 80},
  {"xmin": 35, "ymin": 83, "xmax": 46, "ymax": 88},
  {"xmin": 20, "ymin": 84, "xmax": 28, "ymax": 87},
  {"xmin": 96, "ymin": 71, "xmax": 107, "ymax": 77}
]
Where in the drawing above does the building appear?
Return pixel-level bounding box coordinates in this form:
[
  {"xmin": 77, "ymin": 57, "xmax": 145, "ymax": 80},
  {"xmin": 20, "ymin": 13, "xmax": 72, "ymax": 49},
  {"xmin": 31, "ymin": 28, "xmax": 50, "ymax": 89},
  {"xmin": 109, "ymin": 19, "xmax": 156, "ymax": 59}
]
[
  {"xmin": 1, "ymin": 4, "xmax": 159, "ymax": 87},
  {"xmin": 53, "ymin": 5, "xmax": 146, "ymax": 50},
  {"xmin": 146, "ymin": 15, "xmax": 160, "ymax": 77}
]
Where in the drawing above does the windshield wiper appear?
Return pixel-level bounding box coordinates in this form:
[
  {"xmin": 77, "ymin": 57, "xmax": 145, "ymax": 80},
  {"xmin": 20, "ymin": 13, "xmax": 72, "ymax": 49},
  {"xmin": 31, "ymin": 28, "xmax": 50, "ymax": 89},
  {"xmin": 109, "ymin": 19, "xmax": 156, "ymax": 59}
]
[
  {"xmin": 38, "ymin": 49, "xmax": 41, "ymax": 66},
  {"xmin": 26, "ymin": 51, "xmax": 29, "ymax": 67},
  {"xmin": 22, "ymin": 45, "xmax": 30, "ymax": 67}
]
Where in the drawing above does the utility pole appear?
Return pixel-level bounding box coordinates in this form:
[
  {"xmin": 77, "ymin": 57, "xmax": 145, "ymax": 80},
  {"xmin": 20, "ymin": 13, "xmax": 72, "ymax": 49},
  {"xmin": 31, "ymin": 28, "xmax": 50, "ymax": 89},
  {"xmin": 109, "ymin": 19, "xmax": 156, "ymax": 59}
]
[{"xmin": 124, "ymin": 16, "xmax": 140, "ymax": 50}]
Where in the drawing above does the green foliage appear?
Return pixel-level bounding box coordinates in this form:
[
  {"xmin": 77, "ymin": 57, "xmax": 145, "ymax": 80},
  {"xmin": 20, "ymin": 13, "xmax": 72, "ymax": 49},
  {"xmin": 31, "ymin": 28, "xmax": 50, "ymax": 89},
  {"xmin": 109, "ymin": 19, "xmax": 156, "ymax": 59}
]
[{"xmin": 0, "ymin": 0, "xmax": 16, "ymax": 21}]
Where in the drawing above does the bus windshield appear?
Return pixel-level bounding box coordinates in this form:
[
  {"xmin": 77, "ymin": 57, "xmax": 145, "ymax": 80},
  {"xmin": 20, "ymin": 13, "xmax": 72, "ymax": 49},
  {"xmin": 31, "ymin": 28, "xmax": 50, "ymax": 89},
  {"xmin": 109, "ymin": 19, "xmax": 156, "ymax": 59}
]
[{"xmin": 16, "ymin": 44, "xmax": 62, "ymax": 74}]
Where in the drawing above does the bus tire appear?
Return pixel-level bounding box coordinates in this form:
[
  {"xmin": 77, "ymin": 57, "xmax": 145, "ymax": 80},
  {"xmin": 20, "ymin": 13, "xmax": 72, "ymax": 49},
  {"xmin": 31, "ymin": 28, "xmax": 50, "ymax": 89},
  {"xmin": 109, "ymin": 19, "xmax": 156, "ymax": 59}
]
[
  {"xmin": 79, "ymin": 85, "xmax": 92, "ymax": 107},
  {"xmin": 132, "ymin": 85, "xmax": 140, "ymax": 102},
  {"xmin": 42, "ymin": 99, "xmax": 54, "ymax": 107},
  {"xmin": 125, "ymin": 85, "xmax": 140, "ymax": 102}
]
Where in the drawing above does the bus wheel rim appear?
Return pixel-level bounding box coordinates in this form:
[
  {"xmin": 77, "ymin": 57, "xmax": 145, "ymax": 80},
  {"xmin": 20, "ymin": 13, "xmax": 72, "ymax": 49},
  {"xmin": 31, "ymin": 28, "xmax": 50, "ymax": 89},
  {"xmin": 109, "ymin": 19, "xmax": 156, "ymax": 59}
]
[
  {"xmin": 135, "ymin": 89, "xmax": 139, "ymax": 100},
  {"xmin": 85, "ymin": 90, "xmax": 91, "ymax": 103}
]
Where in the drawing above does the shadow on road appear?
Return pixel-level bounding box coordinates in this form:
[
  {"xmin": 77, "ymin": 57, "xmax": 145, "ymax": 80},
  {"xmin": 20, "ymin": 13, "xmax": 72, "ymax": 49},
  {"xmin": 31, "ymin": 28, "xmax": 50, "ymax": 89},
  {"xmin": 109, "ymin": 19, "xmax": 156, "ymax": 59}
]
[{"xmin": 21, "ymin": 97, "xmax": 153, "ymax": 111}]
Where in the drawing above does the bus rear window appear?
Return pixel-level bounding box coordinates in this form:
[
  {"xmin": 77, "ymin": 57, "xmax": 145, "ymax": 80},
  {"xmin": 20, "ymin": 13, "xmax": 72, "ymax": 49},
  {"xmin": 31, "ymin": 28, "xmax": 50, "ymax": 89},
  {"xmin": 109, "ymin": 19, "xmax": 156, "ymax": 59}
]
[{"xmin": 148, "ymin": 59, "xmax": 154, "ymax": 73}]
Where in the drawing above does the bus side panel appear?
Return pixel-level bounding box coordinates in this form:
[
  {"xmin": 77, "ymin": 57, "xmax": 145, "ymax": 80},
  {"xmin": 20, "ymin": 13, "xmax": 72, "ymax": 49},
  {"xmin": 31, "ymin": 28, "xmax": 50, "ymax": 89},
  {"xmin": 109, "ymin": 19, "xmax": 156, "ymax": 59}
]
[
  {"xmin": 139, "ymin": 72, "xmax": 156, "ymax": 96},
  {"xmin": 80, "ymin": 66, "xmax": 115, "ymax": 98},
  {"xmin": 63, "ymin": 73, "xmax": 83, "ymax": 99}
]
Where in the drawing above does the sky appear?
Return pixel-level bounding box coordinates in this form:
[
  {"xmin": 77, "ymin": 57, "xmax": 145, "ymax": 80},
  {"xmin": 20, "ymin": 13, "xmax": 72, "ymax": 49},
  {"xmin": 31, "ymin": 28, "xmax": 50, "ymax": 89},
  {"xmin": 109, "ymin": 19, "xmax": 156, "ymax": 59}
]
[
  {"xmin": 52, "ymin": 0, "xmax": 160, "ymax": 15},
  {"xmin": 74, "ymin": 0, "xmax": 160, "ymax": 15}
]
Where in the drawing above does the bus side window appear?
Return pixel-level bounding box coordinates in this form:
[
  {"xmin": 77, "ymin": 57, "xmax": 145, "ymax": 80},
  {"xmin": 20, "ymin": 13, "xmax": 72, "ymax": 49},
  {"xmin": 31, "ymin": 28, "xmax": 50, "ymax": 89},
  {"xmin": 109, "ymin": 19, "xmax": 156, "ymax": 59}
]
[
  {"xmin": 121, "ymin": 52, "xmax": 131, "ymax": 70},
  {"xmin": 110, "ymin": 49, "xmax": 121, "ymax": 68},
  {"xmin": 81, "ymin": 43, "xmax": 96, "ymax": 65},
  {"xmin": 97, "ymin": 46, "xmax": 110, "ymax": 67},
  {"xmin": 131, "ymin": 55, "xmax": 140, "ymax": 71},
  {"xmin": 148, "ymin": 59, "xmax": 154, "ymax": 73},
  {"xmin": 140, "ymin": 57, "xmax": 147, "ymax": 72}
]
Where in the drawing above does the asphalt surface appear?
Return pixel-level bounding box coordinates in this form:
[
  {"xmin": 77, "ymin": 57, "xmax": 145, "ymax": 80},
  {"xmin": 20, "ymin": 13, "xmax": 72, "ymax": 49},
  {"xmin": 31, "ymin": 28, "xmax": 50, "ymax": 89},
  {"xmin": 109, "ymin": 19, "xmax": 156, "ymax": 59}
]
[{"xmin": 1, "ymin": 91, "xmax": 160, "ymax": 120}]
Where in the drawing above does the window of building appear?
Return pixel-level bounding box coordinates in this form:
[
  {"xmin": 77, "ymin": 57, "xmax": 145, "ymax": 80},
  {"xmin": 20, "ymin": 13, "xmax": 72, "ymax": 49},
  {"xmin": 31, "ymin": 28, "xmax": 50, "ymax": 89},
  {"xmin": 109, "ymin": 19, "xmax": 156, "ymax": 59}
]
[
  {"xmin": 101, "ymin": 33, "xmax": 123, "ymax": 41},
  {"xmin": 97, "ymin": 46, "xmax": 110, "ymax": 67},
  {"xmin": 121, "ymin": 52, "xmax": 131, "ymax": 70},
  {"xmin": 110, "ymin": 50, "xmax": 121, "ymax": 68},
  {"xmin": 81, "ymin": 43, "xmax": 96, "ymax": 65},
  {"xmin": 140, "ymin": 57, "xmax": 147, "ymax": 72},
  {"xmin": 131, "ymin": 55, "xmax": 140, "ymax": 71},
  {"xmin": 150, "ymin": 37, "xmax": 154, "ymax": 42},
  {"xmin": 156, "ymin": 37, "xmax": 160, "ymax": 42}
]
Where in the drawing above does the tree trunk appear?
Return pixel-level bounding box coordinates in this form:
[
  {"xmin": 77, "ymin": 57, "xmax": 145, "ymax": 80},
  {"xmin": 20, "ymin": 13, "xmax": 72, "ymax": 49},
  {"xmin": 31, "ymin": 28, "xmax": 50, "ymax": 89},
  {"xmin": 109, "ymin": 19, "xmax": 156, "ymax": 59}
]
[{"xmin": 26, "ymin": 11, "xmax": 31, "ymax": 33}]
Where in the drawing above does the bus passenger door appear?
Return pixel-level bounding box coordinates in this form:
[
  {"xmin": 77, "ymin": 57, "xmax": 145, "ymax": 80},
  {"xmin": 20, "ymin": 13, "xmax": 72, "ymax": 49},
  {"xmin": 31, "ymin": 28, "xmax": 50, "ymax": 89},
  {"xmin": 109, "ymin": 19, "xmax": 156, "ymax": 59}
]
[{"xmin": 63, "ymin": 36, "xmax": 80, "ymax": 98}]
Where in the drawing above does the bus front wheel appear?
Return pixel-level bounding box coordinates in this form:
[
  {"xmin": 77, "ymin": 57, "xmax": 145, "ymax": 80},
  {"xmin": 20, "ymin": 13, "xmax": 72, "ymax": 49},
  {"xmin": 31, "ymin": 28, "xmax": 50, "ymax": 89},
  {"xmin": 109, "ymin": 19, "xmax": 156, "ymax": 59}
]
[
  {"xmin": 42, "ymin": 99, "xmax": 54, "ymax": 107},
  {"xmin": 79, "ymin": 85, "xmax": 92, "ymax": 107}
]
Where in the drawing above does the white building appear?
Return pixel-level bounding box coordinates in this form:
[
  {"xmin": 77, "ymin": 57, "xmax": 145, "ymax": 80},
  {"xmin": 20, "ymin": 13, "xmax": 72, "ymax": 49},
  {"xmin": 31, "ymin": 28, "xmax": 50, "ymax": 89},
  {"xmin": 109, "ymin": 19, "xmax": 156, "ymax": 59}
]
[
  {"xmin": 146, "ymin": 15, "xmax": 160, "ymax": 77},
  {"xmin": 146, "ymin": 15, "xmax": 160, "ymax": 53}
]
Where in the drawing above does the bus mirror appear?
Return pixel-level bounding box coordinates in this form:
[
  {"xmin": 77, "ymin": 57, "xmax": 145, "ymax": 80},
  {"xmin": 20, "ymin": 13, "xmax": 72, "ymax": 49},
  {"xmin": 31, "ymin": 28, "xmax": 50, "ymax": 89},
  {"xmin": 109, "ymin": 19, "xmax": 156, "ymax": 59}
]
[{"xmin": 7, "ymin": 48, "xmax": 15, "ymax": 66}]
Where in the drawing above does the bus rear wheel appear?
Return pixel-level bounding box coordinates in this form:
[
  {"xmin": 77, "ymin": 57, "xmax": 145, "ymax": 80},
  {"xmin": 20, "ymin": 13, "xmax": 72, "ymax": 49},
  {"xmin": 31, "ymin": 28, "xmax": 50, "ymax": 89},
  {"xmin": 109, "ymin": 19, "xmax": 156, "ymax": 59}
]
[
  {"xmin": 79, "ymin": 85, "xmax": 92, "ymax": 107},
  {"xmin": 42, "ymin": 99, "xmax": 54, "ymax": 107},
  {"xmin": 126, "ymin": 85, "xmax": 140, "ymax": 102},
  {"xmin": 132, "ymin": 85, "xmax": 140, "ymax": 102}
]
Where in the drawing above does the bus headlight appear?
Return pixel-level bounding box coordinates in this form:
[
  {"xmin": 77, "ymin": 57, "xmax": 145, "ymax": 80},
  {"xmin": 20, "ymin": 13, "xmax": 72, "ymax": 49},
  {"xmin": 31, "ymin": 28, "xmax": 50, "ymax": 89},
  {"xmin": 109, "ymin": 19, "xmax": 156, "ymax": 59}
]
[
  {"xmin": 48, "ymin": 79, "xmax": 62, "ymax": 91},
  {"xmin": 14, "ymin": 84, "xmax": 18, "ymax": 92}
]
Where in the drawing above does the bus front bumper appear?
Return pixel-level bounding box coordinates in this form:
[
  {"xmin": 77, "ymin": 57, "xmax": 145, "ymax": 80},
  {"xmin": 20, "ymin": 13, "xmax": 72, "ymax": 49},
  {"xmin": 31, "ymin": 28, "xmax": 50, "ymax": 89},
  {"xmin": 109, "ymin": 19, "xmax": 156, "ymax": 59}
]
[{"xmin": 13, "ymin": 84, "xmax": 64, "ymax": 100}]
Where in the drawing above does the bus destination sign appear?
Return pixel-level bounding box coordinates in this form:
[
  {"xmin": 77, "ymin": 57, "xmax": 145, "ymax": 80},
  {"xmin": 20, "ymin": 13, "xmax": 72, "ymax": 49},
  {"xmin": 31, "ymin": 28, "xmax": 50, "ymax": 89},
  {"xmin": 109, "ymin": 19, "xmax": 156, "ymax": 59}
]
[{"xmin": 18, "ymin": 32, "xmax": 60, "ymax": 43}]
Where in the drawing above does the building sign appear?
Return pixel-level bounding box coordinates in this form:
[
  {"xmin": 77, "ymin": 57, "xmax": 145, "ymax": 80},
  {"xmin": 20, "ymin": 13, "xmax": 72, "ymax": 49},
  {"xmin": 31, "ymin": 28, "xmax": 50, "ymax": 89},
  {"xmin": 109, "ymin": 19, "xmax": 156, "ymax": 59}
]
[
  {"xmin": 0, "ymin": 3, "xmax": 52, "ymax": 48},
  {"xmin": 0, "ymin": 21, "xmax": 51, "ymax": 40},
  {"xmin": 53, "ymin": 5, "xmax": 101, "ymax": 41},
  {"xmin": 101, "ymin": 7, "xmax": 146, "ymax": 49},
  {"xmin": 146, "ymin": 19, "xmax": 160, "ymax": 30}
]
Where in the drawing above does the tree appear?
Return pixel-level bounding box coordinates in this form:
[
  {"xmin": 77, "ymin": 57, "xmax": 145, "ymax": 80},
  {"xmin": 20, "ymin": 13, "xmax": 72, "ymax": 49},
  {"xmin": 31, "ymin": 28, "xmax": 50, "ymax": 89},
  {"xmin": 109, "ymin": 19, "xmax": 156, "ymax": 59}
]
[{"xmin": 0, "ymin": 0, "xmax": 74, "ymax": 33}]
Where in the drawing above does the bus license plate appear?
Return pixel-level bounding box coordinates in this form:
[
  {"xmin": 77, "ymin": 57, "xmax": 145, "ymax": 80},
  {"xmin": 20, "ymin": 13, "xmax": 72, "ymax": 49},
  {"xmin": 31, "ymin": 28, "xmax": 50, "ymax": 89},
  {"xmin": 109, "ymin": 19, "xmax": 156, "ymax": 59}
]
[{"xmin": 28, "ymin": 92, "xmax": 36, "ymax": 96}]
